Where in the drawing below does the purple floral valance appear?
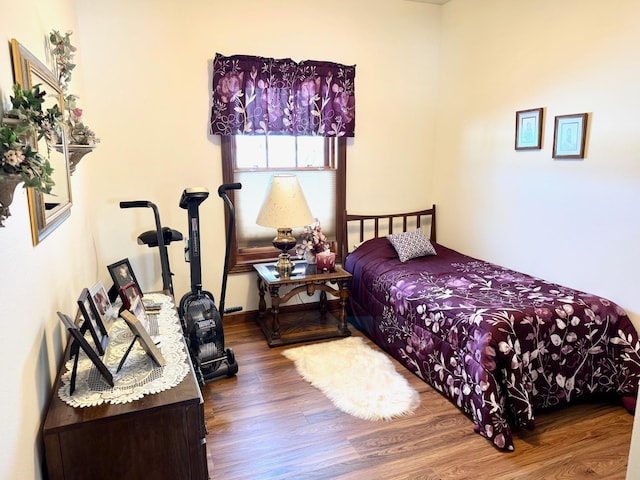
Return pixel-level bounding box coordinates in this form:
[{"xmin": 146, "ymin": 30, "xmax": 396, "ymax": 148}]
[{"xmin": 210, "ymin": 53, "xmax": 356, "ymax": 137}]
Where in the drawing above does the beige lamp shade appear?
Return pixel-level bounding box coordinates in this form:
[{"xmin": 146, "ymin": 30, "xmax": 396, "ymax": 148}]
[{"xmin": 256, "ymin": 174, "xmax": 314, "ymax": 228}]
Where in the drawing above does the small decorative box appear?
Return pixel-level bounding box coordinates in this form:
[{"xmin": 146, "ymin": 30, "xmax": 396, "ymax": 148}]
[{"xmin": 316, "ymin": 251, "xmax": 336, "ymax": 271}]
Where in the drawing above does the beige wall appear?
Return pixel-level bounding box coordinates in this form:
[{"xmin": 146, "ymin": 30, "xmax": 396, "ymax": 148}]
[
  {"xmin": 0, "ymin": 1, "xmax": 441, "ymax": 478},
  {"xmin": 73, "ymin": 0, "xmax": 442, "ymax": 313},
  {"xmin": 435, "ymin": 0, "xmax": 640, "ymax": 326},
  {"xmin": 435, "ymin": 2, "xmax": 640, "ymax": 474},
  {"xmin": 1, "ymin": 0, "xmax": 639, "ymax": 478},
  {"xmin": 0, "ymin": 2, "xmax": 97, "ymax": 478}
]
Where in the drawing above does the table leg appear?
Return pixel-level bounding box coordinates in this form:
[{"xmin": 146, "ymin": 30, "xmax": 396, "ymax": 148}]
[
  {"xmin": 257, "ymin": 277, "xmax": 267, "ymax": 319},
  {"xmin": 337, "ymin": 279, "xmax": 349, "ymax": 334},
  {"xmin": 269, "ymin": 285, "xmax": 281, "ymax": 341},
  {"xmin": 319, "ymin": 290, "xmax": 328, "ymax": 315}
]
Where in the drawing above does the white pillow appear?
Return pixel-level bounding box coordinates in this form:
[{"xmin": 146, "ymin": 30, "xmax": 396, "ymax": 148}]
[{"xmin": 387, "ymin": 229, "xmax": 436, "ymax": 262}]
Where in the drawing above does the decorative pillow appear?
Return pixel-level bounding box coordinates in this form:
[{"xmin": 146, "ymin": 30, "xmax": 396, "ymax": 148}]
[
  {"xmin": 351, "ymin": 240, "xmax": 365, "ymax": 251},
  {"xmin": 387, "ymin": 229, "xmax": 436, "ymax": 262}
]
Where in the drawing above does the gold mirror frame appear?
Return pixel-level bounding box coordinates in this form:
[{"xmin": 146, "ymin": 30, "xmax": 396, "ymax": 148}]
[{"xmin": 11, "ymin": 39, "xmax": 72, "ymax": 245}]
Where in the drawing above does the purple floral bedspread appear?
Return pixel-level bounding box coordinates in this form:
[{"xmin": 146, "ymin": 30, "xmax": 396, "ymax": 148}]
[{"xmin": 345, "ymin": 237, "xmax": 639, "ymax": 451}]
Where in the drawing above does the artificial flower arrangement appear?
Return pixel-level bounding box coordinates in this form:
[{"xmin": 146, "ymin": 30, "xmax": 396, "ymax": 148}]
[
  {"xmin": 295, "ymin": 219, "xmax": 330, "ymax": 256},
  {"xmin": 49, "ymin": 30, "xmax": 75, "ymax": 87},
  {"xmin": 49, "ymin": 30, "xmax": 99, "ymax": 146},
  {"xmin": 1, "ymin": 82, "xmax": 59, "ymax": 194},
  {"xmin": 0, "ymin": 125, "xmax": 54, "ymax": 193},
  {"xmin": 64, "ymin": 94, "xmax": 99, "ymax": 145},
  {"xmin": 8, "ymin": 83, "xmax": 62, "ymax": 144}
]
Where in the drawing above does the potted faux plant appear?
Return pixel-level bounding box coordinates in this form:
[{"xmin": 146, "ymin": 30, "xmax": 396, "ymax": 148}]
[
  {"xmin": 7, "ymin": 82, "xmax": 62, "ymax": 144},
  {"xmin": 49, "ymin": 30, "xmax": 99, "ymax": 172},
  {"xmin": 61, "ymin": 94, "xmax": 99, "ymax": 173},
  {"xmin": 0, "ymin": 78, "xmax": 61, "ymax": 226},
  {"xmin": 0, "ymin": 125, "xmax": 54, "ymax": 226},
  {"xmin": 295, "ymin": 219, "xmax": 329, "ymax": 264}
]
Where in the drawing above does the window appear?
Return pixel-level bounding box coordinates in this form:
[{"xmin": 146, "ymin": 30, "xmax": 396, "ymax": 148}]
[{"xmin": 221, "ymin": 135, "xmax": 346, "ymax": 273}]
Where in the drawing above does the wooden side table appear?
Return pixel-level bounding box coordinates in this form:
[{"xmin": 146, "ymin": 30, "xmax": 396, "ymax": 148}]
[{"xmin": 254, "ymin": 261, "xmax": 352, "ymax": 347}]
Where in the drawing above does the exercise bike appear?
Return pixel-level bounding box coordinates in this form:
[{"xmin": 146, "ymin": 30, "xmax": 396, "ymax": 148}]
[
  {"xmin": 178, "ymin": 183, "xmax": 241, "ymax": 384},
  {"xmin": 119, "ymin": 200, "xmax": 183, "ymax": 297}
]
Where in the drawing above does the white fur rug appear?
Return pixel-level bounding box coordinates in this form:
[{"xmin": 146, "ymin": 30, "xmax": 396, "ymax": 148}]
[{"xmin": 282, "ymin": 336, "xmax": 420, "ymax": 421}]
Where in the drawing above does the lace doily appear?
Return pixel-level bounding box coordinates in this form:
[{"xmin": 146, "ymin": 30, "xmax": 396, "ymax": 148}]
[{"xmin": 58, "ymin": 293, "xmax": 190, "ymax": 407}]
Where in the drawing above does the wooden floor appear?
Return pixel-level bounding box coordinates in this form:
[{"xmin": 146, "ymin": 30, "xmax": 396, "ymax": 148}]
[{"xmin": 203, "ymin": 315, "xmax": 634, "ymax": 480}]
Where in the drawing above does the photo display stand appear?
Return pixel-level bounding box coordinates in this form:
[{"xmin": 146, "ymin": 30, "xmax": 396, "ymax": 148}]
[
  {"xmin": 57, "ymin": 312, "xmax": 114, "ymax": 394},
  {"xmin": 116, "ymin": 332, "xmax": 141, "ymax": 373},
  {"xmin": 77, "ymin": 288, "xmax": 109, "ymax": 355},
  {"xmin": 68, "ymin": 339, "xmax": 81, "ymax": 394},
  {"xmin": 119, "ymin": 310, "xmax": 166, "ymax": 371}
]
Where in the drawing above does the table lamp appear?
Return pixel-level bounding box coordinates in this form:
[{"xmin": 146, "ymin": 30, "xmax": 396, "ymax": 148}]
[{"xmin": 256, "ymin": 174, "xmax": 313, "ymax": 278}]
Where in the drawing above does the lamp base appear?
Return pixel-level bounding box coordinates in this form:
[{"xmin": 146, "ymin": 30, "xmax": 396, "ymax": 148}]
[
  {"xmin": 272, "ymin": 227, "xmax": 297, "ymax": 278},
  {"xmin": 275, "ymin": 252, "xmax": 294, "ymax": 278}
]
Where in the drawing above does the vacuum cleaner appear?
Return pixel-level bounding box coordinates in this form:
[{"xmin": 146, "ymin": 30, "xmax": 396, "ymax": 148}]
[{"xmin": 178, "ymin": 183, "xmax": 242, "ymax": 384}]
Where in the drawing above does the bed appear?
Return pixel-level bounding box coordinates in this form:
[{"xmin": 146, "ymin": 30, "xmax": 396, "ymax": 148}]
[{"xmin": 342, "ymin": 205, "xmax": 639, "ymax": 451}]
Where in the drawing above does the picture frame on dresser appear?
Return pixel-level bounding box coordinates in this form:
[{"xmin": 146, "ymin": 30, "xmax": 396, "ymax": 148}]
[
  {"xmin": 515, "ymin": 107, "xmax": 543, "ymax": 150},
  {"xmin": 90, "ymin": 280, "xmax": 117, "ymax": 329},
  {"xmin": 107, "ymin": 258, "xmax": 143, "ymax": 295},
  {"xmin": 120, "ymin": 308, "xmax": 166, "ymax": 369},
  {"xmin": 119, "ymin": 281, "xmax": 142, "ymax": 311},
  {"xmin": 131, "ymin": 293, "xmax": 150, "ymax": 325},
  {"xmin": 57, "ymin": 312, "xmax": 114, "ymax": 393},
  {"xmin": 553, "ymin": 112, "xmax": 588, "ymax": 159},
  {"xmin": 77, "ymin": 288, "xmax": 109, "ymax": 355}
]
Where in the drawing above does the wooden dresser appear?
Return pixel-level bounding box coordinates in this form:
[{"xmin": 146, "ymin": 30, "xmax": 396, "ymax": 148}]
[{"xmin": 42, "ymin": 307, "xmax": 208, "ymax": 480}]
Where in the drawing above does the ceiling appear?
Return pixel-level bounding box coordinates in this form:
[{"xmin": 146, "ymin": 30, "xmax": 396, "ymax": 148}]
[{"xmin": 405, "ymin": 0, "xmax": 451, "ymax": 4}]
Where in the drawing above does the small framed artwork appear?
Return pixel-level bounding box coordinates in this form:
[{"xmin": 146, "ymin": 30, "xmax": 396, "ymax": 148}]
[
  {"xmin": 120, "ymin": 310, "xmax": 166, "ymax": 368},
  {"xmin": 129, "ymin": 295, "xmax": 151, "ymax": 334},
  {"xmin": 131, "ymin": 295, "xmax": 149, "ymax": 323},
  {"xmin": 77, "ymin": 288, "xmax": 109, "ymax": 355},
  {"xmin": 57, "ymin": 312, "xmax": 114, "ymax": 392},
  {"xmin": 107, "ymin": 258, "xmax": 143, "ymax": 296},
  {"xmin": 553, "ymin": 113, "xmax": 588, "ymax": 159},
  {"xmin": 89, "ymin": 281, "xmax": 116, "ymax": 331},
  {"xmin": 119, "ymin": 281, "xmax": 142, "ymax": 311},
  {"xmin": 515, "ymin": 107, "xmax": 543, "ymax": 150}
]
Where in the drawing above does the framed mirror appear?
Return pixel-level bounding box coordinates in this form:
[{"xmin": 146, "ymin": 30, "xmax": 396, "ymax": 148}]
[{"xmin": 11, "ymin": 39, "xmax": 72, "ymax": 245}]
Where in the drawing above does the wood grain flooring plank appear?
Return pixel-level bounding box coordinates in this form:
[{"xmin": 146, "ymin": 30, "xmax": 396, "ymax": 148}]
[{"xmin": 204, "ymin": 316, "xmax": 634, "ymax": 479}]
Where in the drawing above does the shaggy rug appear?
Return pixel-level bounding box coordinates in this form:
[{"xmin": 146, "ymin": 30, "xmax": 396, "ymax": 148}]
[{"xmin": 282, "ymin": 336, "xmax": 420, "ymax": 421}]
